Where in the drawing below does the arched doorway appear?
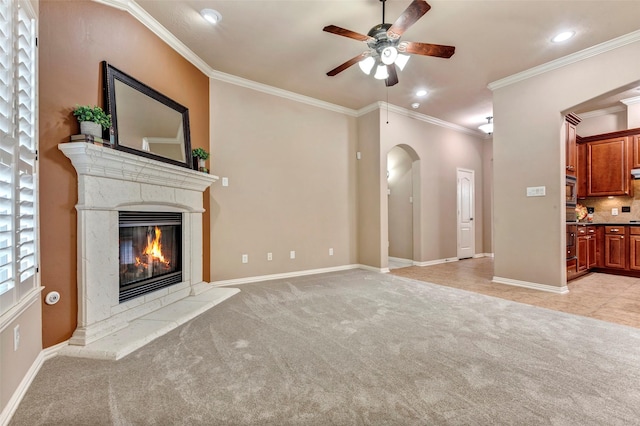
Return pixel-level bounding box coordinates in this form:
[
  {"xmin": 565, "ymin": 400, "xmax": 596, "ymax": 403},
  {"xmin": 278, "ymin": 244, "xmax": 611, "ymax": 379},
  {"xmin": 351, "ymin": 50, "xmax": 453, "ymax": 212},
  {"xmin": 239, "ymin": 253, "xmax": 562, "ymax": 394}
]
[{"xmin": 387, "ymin": 145, "xmax": 420, "ymax": 269}]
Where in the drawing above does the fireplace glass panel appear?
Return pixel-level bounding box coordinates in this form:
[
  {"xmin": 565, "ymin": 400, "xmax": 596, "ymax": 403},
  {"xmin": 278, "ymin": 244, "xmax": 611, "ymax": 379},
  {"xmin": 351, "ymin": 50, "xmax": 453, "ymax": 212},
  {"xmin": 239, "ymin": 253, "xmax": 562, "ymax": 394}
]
[{"xmin": 119, "ymin": 212, "xmax": 182, "ymax": 302}]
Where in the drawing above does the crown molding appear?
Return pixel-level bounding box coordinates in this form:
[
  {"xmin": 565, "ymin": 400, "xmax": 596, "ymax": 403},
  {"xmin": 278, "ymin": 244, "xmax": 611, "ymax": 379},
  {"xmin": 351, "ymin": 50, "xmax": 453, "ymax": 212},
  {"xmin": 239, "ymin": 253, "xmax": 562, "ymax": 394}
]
[
  {"xmin": 361, "ymin": 102, "xmax": 486, "ymax": 137},
  {"xmin": 93, "ymin": 0, "xmax": 482, "ymax": 137},
  {"xmin": 620, "ymin": 96, "xmax": 640, "ymax": 106},
  {"xmin": 578, "ymin": 105, "xmax": 626, "ymax": 119},
  {"xmin": 208, "ymin": 70, "xmax": 358, "ymax": 116},
  {"xmin": 488, "ymin": 29, "xmax": 640, "ymax": 91},
  {"xmin": 93, "ymin": 0, "xmax": 214, "ymax": 76}
]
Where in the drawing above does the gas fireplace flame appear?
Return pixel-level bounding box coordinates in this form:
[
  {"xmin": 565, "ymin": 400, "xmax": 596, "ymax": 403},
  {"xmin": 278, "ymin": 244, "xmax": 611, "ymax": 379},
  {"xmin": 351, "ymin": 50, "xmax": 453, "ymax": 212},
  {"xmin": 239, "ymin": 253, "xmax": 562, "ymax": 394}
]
[{"xmin": 135, "ymin": 226, "xmax": 170, "ymax": 269}]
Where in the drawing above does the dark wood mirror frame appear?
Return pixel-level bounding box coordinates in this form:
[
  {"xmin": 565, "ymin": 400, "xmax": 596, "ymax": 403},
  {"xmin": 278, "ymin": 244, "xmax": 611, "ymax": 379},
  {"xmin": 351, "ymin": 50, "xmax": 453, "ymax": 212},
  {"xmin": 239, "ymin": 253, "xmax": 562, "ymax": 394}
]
[{"xmin": 102, "ymin": 61, "xmax": 192, "ymax": 169}]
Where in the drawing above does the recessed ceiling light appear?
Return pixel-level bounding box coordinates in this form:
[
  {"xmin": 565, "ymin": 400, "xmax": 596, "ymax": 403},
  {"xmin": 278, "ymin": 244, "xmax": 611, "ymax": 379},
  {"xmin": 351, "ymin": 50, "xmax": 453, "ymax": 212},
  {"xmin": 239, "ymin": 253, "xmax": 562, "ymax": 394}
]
[
  {"xmin": 416, "ymin": 89, "xmax": 428, "ymax": 97},
  {"xmin": 411, "ymin": 103, "xmax": 420, "ymax": 109},
  {"xmin": 551, "ymin": 31, "xmax": 575, "ymax": 43},
  {"xmin": 200, "ymin": 8, "xmax": 222, "ymax": 25}
]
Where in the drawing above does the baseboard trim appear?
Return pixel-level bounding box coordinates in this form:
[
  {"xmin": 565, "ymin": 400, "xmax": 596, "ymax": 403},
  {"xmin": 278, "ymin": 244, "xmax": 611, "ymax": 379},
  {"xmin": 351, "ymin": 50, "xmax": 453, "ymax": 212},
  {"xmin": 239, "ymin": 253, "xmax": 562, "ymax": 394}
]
[
  {"xmin": 359, "ymin": 264, "xmax": 390, "ymax": 273},
  {"xmin": 0, "ymin": 339, "xmax": 68, "ymax": 425},
  {"xmin": 474, "ymin": 253, "xmax": 494, "ymax": 258},
  {"xmin": 388, "ymin": 256, "xmax": 413, "ymax": 265},
  {"xmin": 413, "ymin": 257, "xmax": 459, "ymax": 267},
  {"xmin": 210, "ymin": 264, "xmax": 365, "ymax": 287},
  {"xmin": 492, "ymin": 276, "xmax": 569, "ymax": 294}
]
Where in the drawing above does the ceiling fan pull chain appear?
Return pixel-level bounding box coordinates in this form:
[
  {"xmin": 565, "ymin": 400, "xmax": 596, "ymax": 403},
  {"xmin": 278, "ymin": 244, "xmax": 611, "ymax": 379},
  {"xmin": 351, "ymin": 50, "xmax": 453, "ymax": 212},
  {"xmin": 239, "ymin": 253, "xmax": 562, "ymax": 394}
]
[{"xmin": 386, "ymin": 88, "xmax": 389, "ymax": 124}]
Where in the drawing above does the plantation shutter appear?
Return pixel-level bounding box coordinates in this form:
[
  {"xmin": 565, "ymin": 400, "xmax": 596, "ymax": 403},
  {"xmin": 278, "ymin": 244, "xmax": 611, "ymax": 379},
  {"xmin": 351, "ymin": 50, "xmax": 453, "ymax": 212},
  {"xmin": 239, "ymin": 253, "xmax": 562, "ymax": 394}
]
[{"xmin": 0, "ymin": 0, "xmax": 37, "ymax": 314}]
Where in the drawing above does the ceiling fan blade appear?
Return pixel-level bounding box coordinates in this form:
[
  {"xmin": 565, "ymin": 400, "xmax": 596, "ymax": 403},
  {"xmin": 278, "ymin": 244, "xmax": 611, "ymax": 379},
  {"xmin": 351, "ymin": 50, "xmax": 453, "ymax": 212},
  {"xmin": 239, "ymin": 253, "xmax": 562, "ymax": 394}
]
[
  {"xmin": 385, "ymin": 65, "xmax": 398, "ymax": 87},
  {"xmin": 326, "ymin": 53, "xmax": 368, "ymax": 76},
  {"xmin": 323, "ymin": 25, "xmax": 372, "ymax": 42},
  {"xmin": 399, "ymin": 41, "xmax": 455, "ymax": 58},
  {"xmin": 387, "ymin": 0, "xmax": 431, "ymax": 39}
]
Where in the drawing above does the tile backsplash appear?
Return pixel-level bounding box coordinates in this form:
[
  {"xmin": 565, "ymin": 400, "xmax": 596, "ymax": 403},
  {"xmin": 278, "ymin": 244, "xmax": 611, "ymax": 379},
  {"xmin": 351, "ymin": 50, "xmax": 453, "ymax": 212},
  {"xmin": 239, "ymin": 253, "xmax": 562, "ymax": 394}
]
[{"xmin": 579, "ymin": 180, "xmax": 640, "ymax": 223}]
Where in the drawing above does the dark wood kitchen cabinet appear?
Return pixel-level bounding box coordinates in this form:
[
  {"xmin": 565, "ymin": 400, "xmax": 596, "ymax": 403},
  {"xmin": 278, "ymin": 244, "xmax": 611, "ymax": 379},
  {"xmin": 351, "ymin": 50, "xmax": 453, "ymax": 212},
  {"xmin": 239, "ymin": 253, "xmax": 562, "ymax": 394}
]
[
  {"xmin": 565, "ymin": 113, "xmax": 580, "ymax": 177},
  {"xmin": 586, "ymin": 136, "xmax": 632, "ymax": 197},
  {"xmin": 629, "ymin": 227, "xmax": 640, "ymax": 271},
  {"xmin": 604, "ymin": 226, "xmax": 627, "ymax": 269},
  {"xmin": 576, "ymin": 225, "xmax": 596, "ymax": 273},
  {"xmin": 632, "ymin": 134, "xmax": 640, "ymax": 169}
]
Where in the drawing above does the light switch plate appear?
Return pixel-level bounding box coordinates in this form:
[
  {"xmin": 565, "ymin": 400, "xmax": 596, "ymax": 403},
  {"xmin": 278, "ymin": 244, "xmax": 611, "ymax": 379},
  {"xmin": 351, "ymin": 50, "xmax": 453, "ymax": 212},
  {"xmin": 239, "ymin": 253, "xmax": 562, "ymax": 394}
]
[
  {"xmin": 222, "ymin": 177, "xmax": 229, "ymax": 187},
  {"xmin": 526, "ymin": 186, "xmax": 546, "ymax": 197}
]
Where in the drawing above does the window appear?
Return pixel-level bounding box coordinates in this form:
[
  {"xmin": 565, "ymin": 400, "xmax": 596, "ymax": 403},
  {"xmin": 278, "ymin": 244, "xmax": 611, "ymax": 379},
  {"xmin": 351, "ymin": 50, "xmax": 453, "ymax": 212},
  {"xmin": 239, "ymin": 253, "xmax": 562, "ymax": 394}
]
[{"xmin": 0, "ymin": 0, "xmax": 37, "ymax": 316}]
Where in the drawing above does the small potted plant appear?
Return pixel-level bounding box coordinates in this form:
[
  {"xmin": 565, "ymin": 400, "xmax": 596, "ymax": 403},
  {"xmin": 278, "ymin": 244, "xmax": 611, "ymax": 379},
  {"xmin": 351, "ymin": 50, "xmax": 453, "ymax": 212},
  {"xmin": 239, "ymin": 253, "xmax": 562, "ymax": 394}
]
[
  {"xmin": 72, "ymin": 105, "xmax": 112, "ymax": 139},
  {"xmin": 192, "ymin": 147, "xmax": 210, "ymax": 172}
]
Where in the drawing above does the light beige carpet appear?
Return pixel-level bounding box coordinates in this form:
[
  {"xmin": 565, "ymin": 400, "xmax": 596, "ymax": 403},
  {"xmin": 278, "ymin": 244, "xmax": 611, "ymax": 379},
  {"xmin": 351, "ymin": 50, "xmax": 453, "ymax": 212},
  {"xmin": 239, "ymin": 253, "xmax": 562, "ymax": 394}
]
[{"xmin": 10, "ymin": 269, "xmax": 640, "ymax": 425}]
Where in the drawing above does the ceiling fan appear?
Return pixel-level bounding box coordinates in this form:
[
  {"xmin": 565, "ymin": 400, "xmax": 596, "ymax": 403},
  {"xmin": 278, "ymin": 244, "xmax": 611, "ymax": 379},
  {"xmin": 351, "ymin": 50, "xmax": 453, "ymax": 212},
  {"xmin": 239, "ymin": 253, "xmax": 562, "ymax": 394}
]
[{"xmin": 323, "ymin": 0, "xmax": 455, "ymax": 87}]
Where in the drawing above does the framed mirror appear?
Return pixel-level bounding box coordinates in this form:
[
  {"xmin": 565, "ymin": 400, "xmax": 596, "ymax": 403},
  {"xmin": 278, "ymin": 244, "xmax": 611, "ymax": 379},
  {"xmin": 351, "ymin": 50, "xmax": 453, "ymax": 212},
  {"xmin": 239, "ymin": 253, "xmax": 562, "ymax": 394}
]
[{"xmin": 103, "ymin": 61, "xmax": 192, "ymax": 168}]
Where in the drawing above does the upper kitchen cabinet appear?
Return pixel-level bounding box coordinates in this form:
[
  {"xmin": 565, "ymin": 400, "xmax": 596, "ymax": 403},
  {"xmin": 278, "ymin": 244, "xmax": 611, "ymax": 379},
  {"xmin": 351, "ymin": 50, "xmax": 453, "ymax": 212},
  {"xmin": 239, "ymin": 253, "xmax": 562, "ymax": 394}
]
[
  {"xmin": 584, "ymin": 136, "xmax": 632, "ymax": 197},
  {"xmin": 565, "ymin": 113, "xmax": 581, "ymax": 177},
  {"xmin": 632, "ymin": 134, "xmax": 640, "ymax": 169}
]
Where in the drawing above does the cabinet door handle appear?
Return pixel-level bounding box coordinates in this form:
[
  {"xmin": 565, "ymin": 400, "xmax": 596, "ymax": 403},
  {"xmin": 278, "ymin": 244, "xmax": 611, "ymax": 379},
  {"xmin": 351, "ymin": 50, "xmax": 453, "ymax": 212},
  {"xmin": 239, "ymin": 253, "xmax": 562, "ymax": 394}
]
[
  {"xmin": 621, "ymin": 236, "xmax": 624, "ymax": 239},
  {"xmin": 612, "ymin": 228, "xmax": 619, "ymax": 232}
]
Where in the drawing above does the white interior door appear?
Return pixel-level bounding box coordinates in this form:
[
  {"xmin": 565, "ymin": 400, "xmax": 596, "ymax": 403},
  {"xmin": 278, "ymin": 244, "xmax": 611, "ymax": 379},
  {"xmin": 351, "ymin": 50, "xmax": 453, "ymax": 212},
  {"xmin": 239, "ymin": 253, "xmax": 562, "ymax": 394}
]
[{"xmin": 457, "ymin": 168, "xmax": 475, "ymax": 259}]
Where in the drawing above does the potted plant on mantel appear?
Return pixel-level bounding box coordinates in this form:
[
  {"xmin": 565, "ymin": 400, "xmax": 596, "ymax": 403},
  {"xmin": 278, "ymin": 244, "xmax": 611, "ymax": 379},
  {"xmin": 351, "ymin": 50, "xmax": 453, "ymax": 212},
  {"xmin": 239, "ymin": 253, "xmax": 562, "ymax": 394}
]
[
  {"xmin": 72, "ymin": 105, "xmax": 112, "ymax": 139},
  {"xmin": 192, "ymin": 148, "xmax": 210, "ymax": 173}
]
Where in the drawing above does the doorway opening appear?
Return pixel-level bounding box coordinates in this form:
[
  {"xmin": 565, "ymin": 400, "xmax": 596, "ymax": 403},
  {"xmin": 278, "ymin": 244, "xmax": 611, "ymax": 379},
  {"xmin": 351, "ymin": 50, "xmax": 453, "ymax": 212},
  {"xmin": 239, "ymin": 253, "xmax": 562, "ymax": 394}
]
[{"xmin": 387, "ymin": 145, "xmax": 420, "ymax": 269}]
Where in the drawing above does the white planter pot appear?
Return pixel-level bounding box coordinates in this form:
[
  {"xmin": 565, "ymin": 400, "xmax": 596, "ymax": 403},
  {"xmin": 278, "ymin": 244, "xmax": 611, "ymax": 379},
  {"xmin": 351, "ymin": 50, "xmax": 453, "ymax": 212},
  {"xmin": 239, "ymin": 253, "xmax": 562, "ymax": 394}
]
[
  {"xmin": 198, "ymin": 158, "xmax": 206, "ymax": 170},
  {"xmin": 80, "ymin": 121, "xmax": 102, "ymax": 138}
]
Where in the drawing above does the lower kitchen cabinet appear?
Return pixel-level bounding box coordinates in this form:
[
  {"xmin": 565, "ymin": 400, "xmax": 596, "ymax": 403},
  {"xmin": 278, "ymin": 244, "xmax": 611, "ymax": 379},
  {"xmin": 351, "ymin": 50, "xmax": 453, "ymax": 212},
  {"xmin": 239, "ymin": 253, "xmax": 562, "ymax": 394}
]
[
  {"xmin": 629, "ymin": 228, "xmax": 640, "ymax": 271},
  {"xmin": 604, "ymin": 226, "xmax": 627, "ymax": 270},
  {"xmin": 577, "ymin": 225, "xmax": 597, "ymax": 273},
  {"xmin": 587, "ymin": 234, "xmax": 597, "ymax": 269}
]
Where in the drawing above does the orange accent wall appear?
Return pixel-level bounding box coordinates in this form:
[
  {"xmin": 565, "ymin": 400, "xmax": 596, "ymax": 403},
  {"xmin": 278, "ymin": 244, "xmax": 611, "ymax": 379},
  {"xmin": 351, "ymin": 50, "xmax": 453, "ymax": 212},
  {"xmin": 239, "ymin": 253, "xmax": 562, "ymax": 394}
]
[{"xmin": 39, "ymin": 0, "xmax": 210, "ymax": 348}]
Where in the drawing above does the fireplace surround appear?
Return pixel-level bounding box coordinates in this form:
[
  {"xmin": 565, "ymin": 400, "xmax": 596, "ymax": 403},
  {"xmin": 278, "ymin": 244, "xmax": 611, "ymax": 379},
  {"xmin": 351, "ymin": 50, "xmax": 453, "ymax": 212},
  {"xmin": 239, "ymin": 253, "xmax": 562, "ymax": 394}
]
[{"xmin": 59, "ymin": 142, "xmax": 237, "ymax": 359}]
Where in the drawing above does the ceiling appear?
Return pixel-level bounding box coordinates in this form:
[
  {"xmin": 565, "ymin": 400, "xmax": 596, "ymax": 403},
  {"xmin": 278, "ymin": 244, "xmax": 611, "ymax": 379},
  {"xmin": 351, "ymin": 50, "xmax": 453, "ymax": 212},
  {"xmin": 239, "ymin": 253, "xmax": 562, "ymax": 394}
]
[{"xmin": 134, "ymin": 0, "xmax": 640, "ymax": 133}]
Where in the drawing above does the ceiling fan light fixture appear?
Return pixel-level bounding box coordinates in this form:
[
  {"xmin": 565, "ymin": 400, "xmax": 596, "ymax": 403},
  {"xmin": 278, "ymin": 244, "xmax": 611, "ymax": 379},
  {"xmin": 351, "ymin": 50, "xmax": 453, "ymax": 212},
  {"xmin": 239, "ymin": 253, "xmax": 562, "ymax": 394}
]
[
  {"xmin": 478, "ymin": 117, "xmax": 493, "ymax": 134},
  {"xmin": 358, "ymin": 56, "xmax": 376, "ymax": 75},
  {"xmin": 380, "ymin": 46, "xmax": 398, "ymax": 65},
  {"xmin": 394, "ymin": 53, "xmax": 410, "ymax": 71},
  {"xmin": 374, "ymin": 64, "xmax": 389, "ymax": 80},
  {"xmin": 200, "ymin": 8, "xmax": 222, "ymax": 25}
]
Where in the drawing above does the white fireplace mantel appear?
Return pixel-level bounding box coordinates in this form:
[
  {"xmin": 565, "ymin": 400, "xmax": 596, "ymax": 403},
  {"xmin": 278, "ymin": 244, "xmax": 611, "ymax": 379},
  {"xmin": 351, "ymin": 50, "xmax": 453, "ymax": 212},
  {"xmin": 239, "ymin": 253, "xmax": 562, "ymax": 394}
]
[{"xmin": 58, "ymin": 142, "xmax": 238, "ymax": 360}]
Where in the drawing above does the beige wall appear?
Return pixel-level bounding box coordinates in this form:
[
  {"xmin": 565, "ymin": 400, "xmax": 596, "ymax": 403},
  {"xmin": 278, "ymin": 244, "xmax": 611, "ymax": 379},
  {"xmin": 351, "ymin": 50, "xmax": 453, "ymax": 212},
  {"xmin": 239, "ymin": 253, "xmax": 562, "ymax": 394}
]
[
  {"xmin": 578, "ymin": 111, "xmax": 627, "ymax": 136},
  {"xmin": 357, "ymin": 110, "xmax": 383, "ymax": 267},
  {"xmin": 1, "ymin": 299, "xmax": 42, "ymax": 419},
  {"xmin": 388, "ymin": 146, "xmax": 414, "ymax": 260},
  {"xmin": 208, "ymin": 81, "xmax": 358, "ymax": 280},
  {"xmin": 493, "ymin": 38, "xmax": 640, "ymax": 287},
  {"xmin": 379, "ymin": 110, "xmax": 486, "ymax": 264},
  {"xmin": 482, "ymin": 138, "xmax": 494, "ymax": 254}
]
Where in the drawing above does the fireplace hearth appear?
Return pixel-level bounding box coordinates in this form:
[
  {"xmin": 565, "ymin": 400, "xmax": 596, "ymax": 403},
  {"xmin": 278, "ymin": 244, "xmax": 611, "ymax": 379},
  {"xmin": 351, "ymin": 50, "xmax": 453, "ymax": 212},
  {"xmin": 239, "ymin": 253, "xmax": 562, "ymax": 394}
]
[
  {"xmin": 119, "ymin": 211, "xmax": 182, "ymax": 302},
  {"xmin": 58, "ymin": 142, "xmax": 239, "ymax": 359}
]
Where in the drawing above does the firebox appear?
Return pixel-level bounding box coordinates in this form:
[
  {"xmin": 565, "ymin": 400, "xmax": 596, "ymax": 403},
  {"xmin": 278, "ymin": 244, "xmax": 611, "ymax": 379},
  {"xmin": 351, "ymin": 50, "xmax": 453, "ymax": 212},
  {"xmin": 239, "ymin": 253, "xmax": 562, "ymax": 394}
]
[{"xmin": 119, "ymin": 211, "xmax": 182, "ymax": 302}]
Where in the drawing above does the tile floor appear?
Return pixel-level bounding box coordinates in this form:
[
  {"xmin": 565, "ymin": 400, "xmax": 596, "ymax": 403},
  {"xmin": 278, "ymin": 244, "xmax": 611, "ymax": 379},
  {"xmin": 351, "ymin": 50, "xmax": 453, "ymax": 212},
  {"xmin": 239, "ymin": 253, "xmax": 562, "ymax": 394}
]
[{"xmin": 390, "ymin": 257, "xmax": 640, "ymax": 329}]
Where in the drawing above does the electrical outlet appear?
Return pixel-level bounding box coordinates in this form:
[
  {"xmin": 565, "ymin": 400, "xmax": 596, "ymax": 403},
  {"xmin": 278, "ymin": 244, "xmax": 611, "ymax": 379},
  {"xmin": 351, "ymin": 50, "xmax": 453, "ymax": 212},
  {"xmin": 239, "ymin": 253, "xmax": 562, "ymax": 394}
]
[
  {"xmin": 242, "ymin": 254, "xmax": 248, "ymax": 263},
  {"xmin": 612, "ymin": 208, "xmax": 619, "ymax": 216},
  {"xmin": 13, "ymin": 324, "xmax": 20, "ymax": 351},
  {"xmin": 222, "ymin": 177, "xmax": 229, "ymax": 187},
  {"xmin": 290, "ymin": 251, "xmax": 296, "ymax": 259},
  {"xmin": 329, "ymin": 248, "xmax": 334, "ymax": 256},
  {"xmin": 267, "ymin": 252, "xmax": 272, "ymax": 261}
]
